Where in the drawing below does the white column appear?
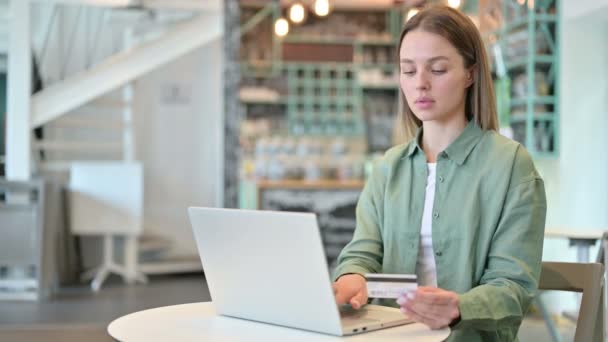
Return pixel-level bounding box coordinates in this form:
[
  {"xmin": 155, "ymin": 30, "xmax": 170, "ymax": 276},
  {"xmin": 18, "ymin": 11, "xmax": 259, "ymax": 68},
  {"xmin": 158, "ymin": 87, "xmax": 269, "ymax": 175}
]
[
  {"xmin": 6, "ymin": 0, "xmax": 32, "ymax": 180},
  {"xmin": 122, "ymin": 27, "xmax": 134, "ymax": 162}
]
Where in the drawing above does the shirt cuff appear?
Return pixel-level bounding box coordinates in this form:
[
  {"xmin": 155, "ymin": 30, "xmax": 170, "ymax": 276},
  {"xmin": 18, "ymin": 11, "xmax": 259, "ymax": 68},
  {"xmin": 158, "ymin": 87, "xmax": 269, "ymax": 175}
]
[
  {"xmin": 450, "ymin": 292, "xmax": 476, "ymax": 330},
  {"xmin": 332, "ymin": 263, "xmax": 371, "ymax": 282}
]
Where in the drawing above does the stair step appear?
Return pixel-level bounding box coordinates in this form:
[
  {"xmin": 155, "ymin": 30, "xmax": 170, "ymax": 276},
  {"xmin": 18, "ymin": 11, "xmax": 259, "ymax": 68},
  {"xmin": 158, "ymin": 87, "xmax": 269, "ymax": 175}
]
[
  {"xmin": 139, "ymin": 256, "xmax": 202, "ymax": 275},
  {"xmin": 77, "ymin": 100, "xmax": 132, "ymax": 112},
  {"xmin": 49, "ymin": 117, "xmax": 126, "ymax": 129},
  {"xmin": 33, "ymin": 141, "xmax": 122, "ymax": 151},
  {"xmin": 139, "ymin": 234, "xmax": 173, "ymax": 253}
]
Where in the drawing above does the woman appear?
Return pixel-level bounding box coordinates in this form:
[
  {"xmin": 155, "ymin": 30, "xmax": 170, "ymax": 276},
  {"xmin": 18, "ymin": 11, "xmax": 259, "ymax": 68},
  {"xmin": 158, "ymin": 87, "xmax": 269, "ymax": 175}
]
[{"xmin": 332, "ymin": 5, "xmax": 546, "ymax": 341}]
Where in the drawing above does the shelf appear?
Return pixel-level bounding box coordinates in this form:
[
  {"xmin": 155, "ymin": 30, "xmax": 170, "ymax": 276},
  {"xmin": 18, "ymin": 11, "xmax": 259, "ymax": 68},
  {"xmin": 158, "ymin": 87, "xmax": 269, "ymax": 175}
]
[
  {"xmin": 509, "ymin": 112, "xmax": 555, "ymax": 124},
  {"xmin": 506, "ymin": 54, "xmax": 554, "ymax": 71},
  {"xmin": 510, "ymin": 96, "xmax": 556, "ymax": 107},
  {"xmin": 240, "ymin": 61, "xmax": 280, "ymax": 77},
  {"xmin": 360, "ymin": 83, "xmax": 399, "ymax": 90},
  {"xmin": 357, "ymin": 63, "xmax": 397, "ymax": 70},
  {"xmin": 530, "ymin": 151, "xmax": 558, "ymax": 159},
  {"xmin": 240, "ymin": 89, "xmax": 286, "ymax": 105},
  {"xmin": 355, "ymin": 38, "xmax": 396, "ymax": 46},
  {"xmin": 239, "ymin": 92, "xmax": 287, "ymax": 105},
  {"xmin": 240, "ymin": 98, "xmax": 287, "ymax": 105},
  {"xmin": 286, "ymin": 96, "xmax": 357, "ymax": 104},
  {"xmin": 284, "ymin": 35, "xmax": 355, "ymax": 45},
  {"xmin": 256, "ymin": 179, "xmax": 365, "ymax": 190},
  {"xmin": 503, "ymin": 14, "xmax": 558, "ymax": 33},
  {"xmin": 285, "ymin": 35, "xmax": 396, "ymax": 46}
]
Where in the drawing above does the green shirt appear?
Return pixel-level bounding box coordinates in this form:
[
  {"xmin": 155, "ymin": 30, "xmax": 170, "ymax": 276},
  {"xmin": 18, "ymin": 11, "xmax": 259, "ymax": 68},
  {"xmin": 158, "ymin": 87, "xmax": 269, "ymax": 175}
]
[{"xmin": 333, "ymin": 121, "xmax": 547, "ymax": 341}]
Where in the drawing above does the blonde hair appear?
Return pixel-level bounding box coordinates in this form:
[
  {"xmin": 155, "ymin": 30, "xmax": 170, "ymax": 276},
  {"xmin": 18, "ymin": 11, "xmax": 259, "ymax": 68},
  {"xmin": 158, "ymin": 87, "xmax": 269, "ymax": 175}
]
[{"xmin": 397, "ymin": 5, "xmax": 498, "ymax": 142}]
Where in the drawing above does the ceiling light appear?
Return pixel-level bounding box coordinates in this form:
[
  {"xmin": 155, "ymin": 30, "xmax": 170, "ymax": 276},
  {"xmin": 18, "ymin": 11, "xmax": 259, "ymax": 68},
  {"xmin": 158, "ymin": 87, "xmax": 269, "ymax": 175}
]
[
  {"xmin": 448, "ymin": 0, "xmax": 461, "ymax": 8},
  {"xmin": 313, "ymin": 0, "xmax": 330, "ymax": 17},
  {"xmin": 274, "ymin": 17, "xmax": 289, "ymax": 37},
  {"xmin": 289, "ymin": 3, "xmax": 306, "ymax": 24}
]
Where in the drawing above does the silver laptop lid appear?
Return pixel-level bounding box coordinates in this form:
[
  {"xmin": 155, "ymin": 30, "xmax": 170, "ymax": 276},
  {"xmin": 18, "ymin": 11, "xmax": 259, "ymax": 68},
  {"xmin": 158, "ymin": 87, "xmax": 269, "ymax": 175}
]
[{"xmin": 188, "ymin": 207, "xmax": 343, "ymax": 335}]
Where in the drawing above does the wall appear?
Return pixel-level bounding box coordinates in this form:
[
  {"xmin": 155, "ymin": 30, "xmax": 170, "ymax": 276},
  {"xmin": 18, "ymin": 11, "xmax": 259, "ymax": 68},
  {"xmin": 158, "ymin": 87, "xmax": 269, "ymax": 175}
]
[
  {"xmin": 135, "ymin": 38, "xmax": 224, "ymax": 257},
  {"xmin": 535, "ymin": 4, "xmax": 608, "ymax": 312},
  {"xmin": 563, "ymin": 0, "xmax": 608, "ymax": 20},
  {"xmin": 0, "ymin": 0, "xmax": 7, "ymax": 60}
]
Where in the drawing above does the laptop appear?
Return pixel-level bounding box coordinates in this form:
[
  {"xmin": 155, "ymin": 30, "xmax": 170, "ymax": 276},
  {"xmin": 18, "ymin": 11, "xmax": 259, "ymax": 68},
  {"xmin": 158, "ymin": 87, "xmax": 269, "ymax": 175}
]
[{"xmin": 188, "ymin": 207, "xmax": 412, "ymax": 336}]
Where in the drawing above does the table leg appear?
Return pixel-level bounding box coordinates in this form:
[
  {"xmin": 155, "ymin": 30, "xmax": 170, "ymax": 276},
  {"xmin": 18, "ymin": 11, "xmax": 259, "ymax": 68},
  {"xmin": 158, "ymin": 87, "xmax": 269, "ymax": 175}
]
[{"xmin": 536, "ymin": 294, "xmax": 562, "ymax": 342}]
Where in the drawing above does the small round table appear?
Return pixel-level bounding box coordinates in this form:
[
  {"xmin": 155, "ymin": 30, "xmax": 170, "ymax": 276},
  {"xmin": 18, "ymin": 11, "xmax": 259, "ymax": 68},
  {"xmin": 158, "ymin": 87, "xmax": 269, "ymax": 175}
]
[{"xmin": 108, "ymin": 302, "xmax": 450, "ymax": 341}]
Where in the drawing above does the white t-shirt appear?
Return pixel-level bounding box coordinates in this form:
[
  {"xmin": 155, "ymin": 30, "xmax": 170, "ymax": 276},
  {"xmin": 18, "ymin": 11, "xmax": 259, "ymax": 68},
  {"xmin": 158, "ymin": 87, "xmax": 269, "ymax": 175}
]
[{"xmin": 416, "ymin": 163, "xmax": 438, "ymax": 287}]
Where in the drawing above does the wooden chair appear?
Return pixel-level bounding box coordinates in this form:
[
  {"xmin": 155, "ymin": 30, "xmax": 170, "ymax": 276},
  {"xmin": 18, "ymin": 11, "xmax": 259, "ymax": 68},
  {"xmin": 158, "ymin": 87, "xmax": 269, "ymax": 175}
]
[{"xmin": 539, "ymin": 262, "xmax": 605, "ymax": 342}]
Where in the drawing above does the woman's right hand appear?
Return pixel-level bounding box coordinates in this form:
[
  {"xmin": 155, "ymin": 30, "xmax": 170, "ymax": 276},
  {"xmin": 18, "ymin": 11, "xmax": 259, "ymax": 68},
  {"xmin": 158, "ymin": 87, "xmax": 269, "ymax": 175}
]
[{"xmin": 333, "ymin": 274, "xmax": 368, "ymax": 309}]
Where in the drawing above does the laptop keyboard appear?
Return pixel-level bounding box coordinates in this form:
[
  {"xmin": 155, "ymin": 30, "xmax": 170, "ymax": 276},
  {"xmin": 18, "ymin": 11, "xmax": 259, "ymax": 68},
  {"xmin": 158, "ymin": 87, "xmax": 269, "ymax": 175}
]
[
  {"xmin": 339, "ymin": 305, "xmax": 368, "ymax": 318},
  {"xmin": 339, "ymin": 306, "xmax": 380, "ymax": 326}
]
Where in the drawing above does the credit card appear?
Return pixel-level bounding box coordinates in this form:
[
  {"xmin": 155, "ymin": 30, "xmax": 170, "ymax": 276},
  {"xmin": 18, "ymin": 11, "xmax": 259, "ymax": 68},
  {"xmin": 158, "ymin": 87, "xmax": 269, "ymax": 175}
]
[{"xmin": 365, "ymin": 273, "xmax": 418, "ymax": 299}]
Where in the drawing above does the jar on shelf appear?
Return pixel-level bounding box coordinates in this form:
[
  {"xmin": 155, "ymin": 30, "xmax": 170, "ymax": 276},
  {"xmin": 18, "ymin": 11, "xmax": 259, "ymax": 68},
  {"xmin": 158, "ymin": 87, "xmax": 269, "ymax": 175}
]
[
  {"xmin": 267, "ymin": 157, "xmax": 285, "ymax": 181},
  {"xmin": 336, "ymin": 157, "xmax": 354, "ymax": 181},
  {"xmin": 304, "ymin": 157, "xmax": 322, "ymax": 181}
]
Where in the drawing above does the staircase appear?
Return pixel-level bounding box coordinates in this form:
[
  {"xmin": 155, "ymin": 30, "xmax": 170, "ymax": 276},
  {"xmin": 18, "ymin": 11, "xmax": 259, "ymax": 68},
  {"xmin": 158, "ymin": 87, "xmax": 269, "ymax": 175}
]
[
  {"xmin": 35, "ymin": 88, "xmax": 135, "ymax": 173},
  {"xmin": 3, "ymin": 0, "xmax": 222, "ymax": 283}
]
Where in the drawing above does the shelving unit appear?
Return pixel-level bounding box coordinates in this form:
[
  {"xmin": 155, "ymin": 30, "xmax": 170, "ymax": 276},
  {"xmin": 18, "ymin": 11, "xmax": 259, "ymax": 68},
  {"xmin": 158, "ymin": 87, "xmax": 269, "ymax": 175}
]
[
  {"xmin": 489, "ymin": 0, "xmax": 560, "ymax": 157},
  {"xmin": 285, "ymin": 63, "xmax": 363, "ymax": 136},
  {"xmin": 239, "ymin": 3, "xmax": 403, "ymax": 153}
]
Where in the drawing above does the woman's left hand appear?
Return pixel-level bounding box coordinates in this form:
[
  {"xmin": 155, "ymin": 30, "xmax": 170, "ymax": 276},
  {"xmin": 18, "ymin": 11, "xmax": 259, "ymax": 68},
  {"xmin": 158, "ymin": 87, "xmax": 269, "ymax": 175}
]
[{"xmin": 396, "ymin": 286, "xmax": 460, "ymax": 329}]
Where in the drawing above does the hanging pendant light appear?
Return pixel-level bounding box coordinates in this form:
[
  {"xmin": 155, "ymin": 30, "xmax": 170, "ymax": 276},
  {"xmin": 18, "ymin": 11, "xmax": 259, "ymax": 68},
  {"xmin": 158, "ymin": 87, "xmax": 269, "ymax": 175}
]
[
  {"xmin": 447, "ymin": 0, "xmax": 461, "ymax": 8},
  {"xmin": 313, "ymin": 0, "xmax": 331, "ymax": 17},
  {"xmin": 289, "ymin": 3, "xmax": 307, "ymax": 24},
  {"xmin": 274, "ymin": 17, "xmax": 290, "ymax": 37}
]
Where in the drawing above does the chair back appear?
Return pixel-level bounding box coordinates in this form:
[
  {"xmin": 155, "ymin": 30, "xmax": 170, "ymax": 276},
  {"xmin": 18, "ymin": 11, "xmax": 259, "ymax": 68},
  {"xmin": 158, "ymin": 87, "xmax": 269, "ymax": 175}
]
[
  {"xmin": 539, "ymin": 262, "xmax": 605, "ymax": 342},
  {"xmin": 68, "ymin": 162, "xmax": 143, "ymax": 236}
]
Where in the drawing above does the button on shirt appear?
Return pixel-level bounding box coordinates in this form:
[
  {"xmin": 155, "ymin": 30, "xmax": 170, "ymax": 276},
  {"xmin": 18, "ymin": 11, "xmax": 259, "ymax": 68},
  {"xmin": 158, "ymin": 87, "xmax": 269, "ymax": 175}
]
[{"xmin": 333, "ymin": 121, "xmax": 547, "ymax": 342}]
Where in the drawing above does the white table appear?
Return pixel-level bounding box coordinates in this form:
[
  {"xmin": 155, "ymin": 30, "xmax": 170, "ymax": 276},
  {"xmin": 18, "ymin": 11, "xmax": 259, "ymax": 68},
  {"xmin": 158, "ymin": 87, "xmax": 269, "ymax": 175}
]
[
  {"xmin": 108, "ymin": 302, "xmax": 451, "ymax": 342},
  {"xmin": 545, "ymin": 228, "xmax": 606, "ymax": 263}
]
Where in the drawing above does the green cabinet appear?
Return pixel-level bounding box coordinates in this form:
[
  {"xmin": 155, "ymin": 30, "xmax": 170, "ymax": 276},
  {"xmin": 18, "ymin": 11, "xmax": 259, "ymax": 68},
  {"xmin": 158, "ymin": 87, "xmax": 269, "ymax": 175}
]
[
  {"xmin": 490, "ymin": 0, "xmax": 560, "ymax": 157},
  {"xmin": 286, "ymin": 63, "xmax": 363, "ymax": 137}
]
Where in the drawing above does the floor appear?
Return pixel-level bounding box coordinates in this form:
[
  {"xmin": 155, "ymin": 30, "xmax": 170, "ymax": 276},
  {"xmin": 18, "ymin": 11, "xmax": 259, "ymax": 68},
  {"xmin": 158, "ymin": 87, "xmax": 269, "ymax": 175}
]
[
  {"xmin": 0, "ymin": 273, "xmax": 575, "ymax": 342},
  {"xmin": 0, "ymin": 274, "xmax": 211, "ymax": 342}
]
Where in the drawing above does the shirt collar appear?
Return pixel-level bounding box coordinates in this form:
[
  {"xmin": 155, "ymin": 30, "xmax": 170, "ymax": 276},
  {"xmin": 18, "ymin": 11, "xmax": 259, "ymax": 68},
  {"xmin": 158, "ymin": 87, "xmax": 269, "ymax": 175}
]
[
  {"xmin": 404, "ymin": 120, "xmax": 484, "ymax": 166},
  {"xmin": 405, "ymin": 127, "xmax": 424, "ymax": 158}
]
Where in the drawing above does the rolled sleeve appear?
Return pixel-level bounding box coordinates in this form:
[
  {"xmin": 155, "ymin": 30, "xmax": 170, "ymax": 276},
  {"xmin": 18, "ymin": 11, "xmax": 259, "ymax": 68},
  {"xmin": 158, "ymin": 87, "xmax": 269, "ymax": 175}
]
[
  {"xmin": 454, "ymin": 147, "xmax": 547, "ymax": 332},
  {"xmin": 332, "ymin": 161, "xmax": 387, "ymax": 281}
]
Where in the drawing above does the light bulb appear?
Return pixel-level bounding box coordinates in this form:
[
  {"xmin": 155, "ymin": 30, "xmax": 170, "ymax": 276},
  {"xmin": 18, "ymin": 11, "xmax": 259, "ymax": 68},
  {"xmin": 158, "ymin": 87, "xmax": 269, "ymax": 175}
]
[
  {"xmin": 448, "ymin": 0, "xmax": 461, "ymax": 8},
  {"xmin": 314, "ymin": 0, "xmax": 330, "ymax": 17},
  {"xmin": 406, "ymin": 8, "xmax": 419, "ymax": 21},
  {"xmin": 289, "ymin": 3, "xmax": 306, "ymax": 24},
  {"xmin": 274, "ymin": 17, "xmax": 289, "ymax": 37}
]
